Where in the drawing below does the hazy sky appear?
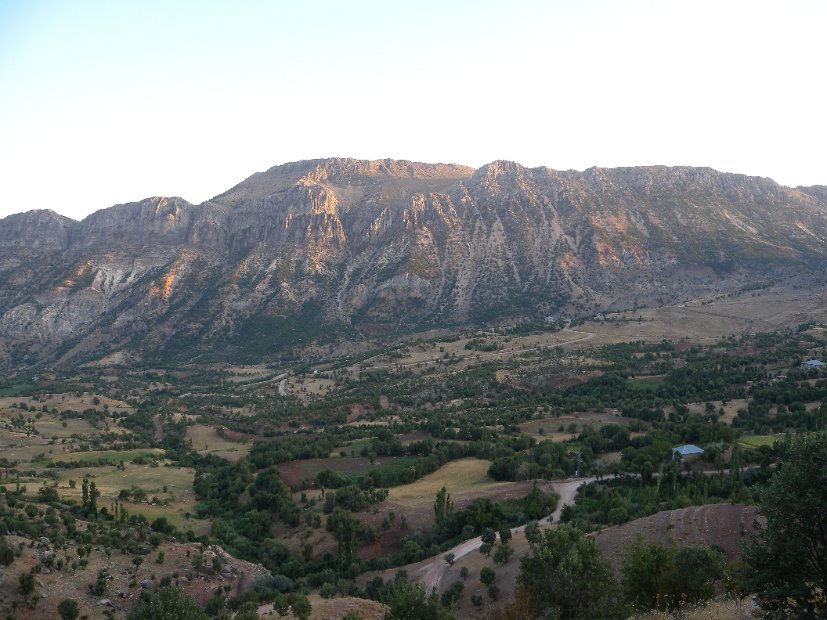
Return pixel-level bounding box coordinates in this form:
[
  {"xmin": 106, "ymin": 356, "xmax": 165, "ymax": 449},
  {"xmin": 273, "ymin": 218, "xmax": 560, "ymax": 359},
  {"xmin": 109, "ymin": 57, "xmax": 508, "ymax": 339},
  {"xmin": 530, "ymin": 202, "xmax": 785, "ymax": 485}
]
[{"xmin": 1, "ymin": 0, "xmax": 825, "ymax": 220}]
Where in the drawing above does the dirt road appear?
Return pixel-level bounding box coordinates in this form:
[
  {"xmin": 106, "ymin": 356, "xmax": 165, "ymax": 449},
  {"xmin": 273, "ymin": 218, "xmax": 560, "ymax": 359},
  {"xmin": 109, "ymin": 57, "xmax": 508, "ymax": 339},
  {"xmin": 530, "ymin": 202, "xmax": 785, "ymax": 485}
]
[
  {"xmin": 153, "ymin": 414, "xmax": 164, "ymax": 442},
  {"xmin": 412, "ymin": 476, "xmax": 598, "ymax": 593}
]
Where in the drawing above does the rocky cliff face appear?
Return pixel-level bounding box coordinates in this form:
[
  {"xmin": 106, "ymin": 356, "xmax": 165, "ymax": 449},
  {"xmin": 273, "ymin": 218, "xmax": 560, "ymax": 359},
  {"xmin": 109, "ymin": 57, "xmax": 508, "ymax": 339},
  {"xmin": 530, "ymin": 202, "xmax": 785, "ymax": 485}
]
[{"xmin": 1, "ymin": 158, "xmax": 825, "ymax": 367}]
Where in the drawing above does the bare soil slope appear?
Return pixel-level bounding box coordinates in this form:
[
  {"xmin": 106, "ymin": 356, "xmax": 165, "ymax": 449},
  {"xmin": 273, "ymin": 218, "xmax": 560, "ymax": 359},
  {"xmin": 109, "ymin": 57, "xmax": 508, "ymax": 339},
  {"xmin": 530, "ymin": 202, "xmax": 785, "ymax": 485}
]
[{"xmin": 594, "ymin": 503, "xmax": 761, "ymax": 571}]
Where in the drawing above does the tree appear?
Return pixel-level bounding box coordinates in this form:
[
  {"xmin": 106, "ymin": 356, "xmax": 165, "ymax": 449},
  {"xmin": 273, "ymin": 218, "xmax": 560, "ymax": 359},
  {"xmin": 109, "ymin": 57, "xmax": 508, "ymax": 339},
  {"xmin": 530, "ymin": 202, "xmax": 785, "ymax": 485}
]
[
  {"xmin": 434, "ymin": 486, "xmax": 453, "ymax": 528},
  {"xmin": 289, "ymin": 593, "xmax": 312, "ymax": 620},
  {"xmin": 444, "ymin": 552, "xmax": 455, "ymax": 566},
  {"xmin": 621, "ymin": 538, "xmax": 724, "ymax": 612},
  {"xmin": 524, "ymin": 521, "xmax": 541, "ymax": 545},
  {"xmin": 88, "ymin": 480, "xmax": 100, "ymax": 517},
  {"xmin": 480, "ymin": 566, "xmax": 496, "ymax": 586},
  {"xmin": 517, "ymin": 524, "xmax": 623, "ymax": 619},
  {"xmin": 0, "ymin": 536, "xmax": 14, "ymax": 566},
  {"xmin": 741, "ymin": 433, "xmax": 827, "ymax": 617},
  {"xmin": 58, "ymin": 598, "xmax": 80, "ymax": 620},
  {"xmin": 493, "ymin": 543, "xmax": 514, "ymax": 565},
  {"xmin": 127, "ymin": 585, "xmax": 208, "ymax": 620},
  {"xmin": 621, "ymin": 538, "xmax": 673, "ymax": 612},
  {"xmin": 326, "ymin": 507, "xmax": 359, "ymax": 569},
  {"xmin": 523, "ymin": 481, "xmax": 549, "ymax": 519},
  {"xmin": 382, "ymin": 575, "xmax": 454, "ymax": 620},
  {"xmin": 671, "ymin": 545, "xmax": 725, "ymax": 605},
  {"xmin": 499, "ymin": 528, "xmax": 512, "ymax": 544}
]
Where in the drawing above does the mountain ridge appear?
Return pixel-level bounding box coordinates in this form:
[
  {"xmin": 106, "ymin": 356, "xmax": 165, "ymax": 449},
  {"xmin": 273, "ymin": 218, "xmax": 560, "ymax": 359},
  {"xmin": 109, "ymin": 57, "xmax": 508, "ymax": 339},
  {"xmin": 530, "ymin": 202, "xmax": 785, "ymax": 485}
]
[{"xmin": 1, "ymin": 158, "xmax": 826, "ymax": 368}]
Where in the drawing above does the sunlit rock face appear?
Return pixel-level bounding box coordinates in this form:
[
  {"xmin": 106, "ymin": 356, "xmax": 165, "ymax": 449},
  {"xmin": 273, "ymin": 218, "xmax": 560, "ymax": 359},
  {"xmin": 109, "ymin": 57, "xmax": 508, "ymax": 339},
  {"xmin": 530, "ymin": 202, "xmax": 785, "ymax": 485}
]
[{"xmin": 1, "ymin": 158, "xmax": 826, "ymax": 367}]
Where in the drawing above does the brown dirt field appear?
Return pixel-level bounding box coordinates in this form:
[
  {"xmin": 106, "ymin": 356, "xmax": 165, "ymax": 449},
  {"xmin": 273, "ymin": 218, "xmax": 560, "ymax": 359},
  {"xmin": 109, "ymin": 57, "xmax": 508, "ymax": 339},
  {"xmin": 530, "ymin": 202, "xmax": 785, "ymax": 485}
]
[
  {"xmin": 594, "ymin": 503, "xmax": 761, "ymax": 572},
  {"xmin": 399, "ymin": 430, "xmax": 430, "ymax": 444},
  {"xmin": 276, "ymin": 456, "xmax": 394, "ymax": 488}
]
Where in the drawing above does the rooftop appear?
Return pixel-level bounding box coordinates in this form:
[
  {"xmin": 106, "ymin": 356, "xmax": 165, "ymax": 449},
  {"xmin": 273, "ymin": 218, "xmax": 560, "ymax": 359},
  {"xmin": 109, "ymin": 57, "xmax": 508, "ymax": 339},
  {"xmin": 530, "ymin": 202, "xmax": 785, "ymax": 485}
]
[{"xmin": 672, "ymin": 444, "xmax": 705, "ymax": 456}]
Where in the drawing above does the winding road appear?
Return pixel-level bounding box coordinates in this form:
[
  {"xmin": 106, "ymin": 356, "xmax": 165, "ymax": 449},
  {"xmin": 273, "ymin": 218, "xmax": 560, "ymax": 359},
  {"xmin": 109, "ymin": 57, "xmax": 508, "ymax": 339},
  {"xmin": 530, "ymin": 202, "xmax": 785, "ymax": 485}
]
[{"xmin": 412, "ymin": 476, "xmax": 598, "ymax": 593}]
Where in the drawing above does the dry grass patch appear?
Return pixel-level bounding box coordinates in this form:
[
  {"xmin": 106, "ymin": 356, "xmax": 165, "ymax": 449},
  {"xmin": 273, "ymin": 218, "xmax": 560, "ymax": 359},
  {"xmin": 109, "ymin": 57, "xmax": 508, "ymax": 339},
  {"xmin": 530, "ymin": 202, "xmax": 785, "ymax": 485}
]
[
  {"xmin": 388, "ymin": 459, "xmax": 510, "ymax": 509},
  {"xmin": 0, "ymin": 392, "xmax": 132, "ymax": 414},
  {"xmin": 685, "ymin": 399, "xmax": 748, "ymax": 425},
  {"xmin": 0, "ymin": 427, "xmax": 61, "ymax": 466},
  {"xmin": 50, "ymin": 461, "xmax": 209, "ymax": 533},
  {"xmin": 186, "ymin": 424, "xmax": 251, "ymax": 462},
  {"xmin": 285, "ymin": 376, "xmax": 338, "ymax": 400},
  {"xmin": 258, "ymin": 594, "xmax": 387, "ymax": 619}
]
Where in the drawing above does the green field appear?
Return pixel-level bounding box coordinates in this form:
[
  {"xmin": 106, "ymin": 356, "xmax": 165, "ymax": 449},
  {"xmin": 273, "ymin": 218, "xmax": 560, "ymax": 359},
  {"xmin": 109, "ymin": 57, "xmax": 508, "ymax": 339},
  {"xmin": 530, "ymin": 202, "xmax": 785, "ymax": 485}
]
[
  {"xmin": 738, "ymin": 434, "xmax": 778, "ymax": 449},
  {"xmin": 626, "ymin": 377, "xmax": 662, "ymax": 390},
  {"xmin": 35, "ymin": 448, "xmax": 164, "ymax": 467},
  {"xmin": 0, "ymin": 383, "xmax": 34, "ymax": 396}
]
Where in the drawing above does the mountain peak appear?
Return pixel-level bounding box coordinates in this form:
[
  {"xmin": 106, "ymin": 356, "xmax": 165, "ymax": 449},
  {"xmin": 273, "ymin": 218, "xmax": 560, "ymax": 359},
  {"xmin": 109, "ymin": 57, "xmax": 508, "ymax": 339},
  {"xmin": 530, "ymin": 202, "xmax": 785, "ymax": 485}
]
[{"xmin": 211, "ymin": 158, "xmax": 475, "ymax": 206}]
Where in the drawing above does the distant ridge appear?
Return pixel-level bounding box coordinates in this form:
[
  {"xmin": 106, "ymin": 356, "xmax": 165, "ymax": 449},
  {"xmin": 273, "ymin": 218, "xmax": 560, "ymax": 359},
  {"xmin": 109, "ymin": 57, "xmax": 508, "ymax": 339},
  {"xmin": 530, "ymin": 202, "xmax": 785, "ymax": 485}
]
[{"xmin": 1, "ymin": 158, "xmax": 826, "ymax": 368}]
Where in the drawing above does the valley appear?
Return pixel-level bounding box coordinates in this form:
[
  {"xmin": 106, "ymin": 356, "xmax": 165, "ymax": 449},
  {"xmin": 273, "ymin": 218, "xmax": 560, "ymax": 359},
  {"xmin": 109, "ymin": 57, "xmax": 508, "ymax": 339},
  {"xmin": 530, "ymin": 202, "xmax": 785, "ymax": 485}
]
[{"xmin": 0, "ymin": 284, "xmax": 825, "ymax": 618}]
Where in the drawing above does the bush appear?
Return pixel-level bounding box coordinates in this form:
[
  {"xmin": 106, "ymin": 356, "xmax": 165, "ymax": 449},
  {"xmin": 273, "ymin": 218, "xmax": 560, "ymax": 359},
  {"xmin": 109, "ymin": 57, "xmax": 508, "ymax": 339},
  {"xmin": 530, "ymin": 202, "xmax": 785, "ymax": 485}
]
[
  {"xmin": 493, "ymin": 543, "xmax": 514, "ymax": 565},
  {"xmin": 607, "ymin": 506, "xmax": 629, "ymax": 525},
  {"xmin": 0, "ymin": 536, "xmax": 14, "ymax": 566},
  {"xmin": 127, "ymin": 585, "xmax": 208, "ymax": 619},
  {"xmin": 58, "ymin": 598, "xmax": 80, "ymax": 620},
  {"xmin": 319, "ymin": 582, "xmax": 337, "ymax": 598},
  {"xmin": 480, "ymin": 566, "xmax": 496, "ymax": 586}
]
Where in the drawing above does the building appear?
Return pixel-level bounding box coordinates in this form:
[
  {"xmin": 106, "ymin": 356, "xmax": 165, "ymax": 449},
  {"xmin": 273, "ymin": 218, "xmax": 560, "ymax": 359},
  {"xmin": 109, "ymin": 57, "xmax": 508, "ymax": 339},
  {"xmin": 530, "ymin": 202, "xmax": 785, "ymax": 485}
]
[
  {"xmin": 801, "ymin": 359, "xmax": 826, "ymax": 369},
  {"xmin": 672, "ymin": 444, "xmax": 704, "ymax": 461}
]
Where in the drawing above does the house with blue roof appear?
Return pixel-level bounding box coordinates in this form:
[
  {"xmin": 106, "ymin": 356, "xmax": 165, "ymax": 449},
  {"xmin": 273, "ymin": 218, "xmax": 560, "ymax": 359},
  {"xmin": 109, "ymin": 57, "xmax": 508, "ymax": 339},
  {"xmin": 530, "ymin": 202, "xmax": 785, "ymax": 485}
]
[{"xmin": 672, "ymin": 444, "xmax": 704, "ymax": 461}]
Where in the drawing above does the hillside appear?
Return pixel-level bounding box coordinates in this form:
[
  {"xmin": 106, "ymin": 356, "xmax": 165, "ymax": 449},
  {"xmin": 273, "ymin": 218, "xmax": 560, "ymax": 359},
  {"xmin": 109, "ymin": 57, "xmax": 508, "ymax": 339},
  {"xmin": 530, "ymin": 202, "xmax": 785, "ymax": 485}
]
[{"xmin": 1, "ymin": 158, "xmax": 826, "ymax": 368}]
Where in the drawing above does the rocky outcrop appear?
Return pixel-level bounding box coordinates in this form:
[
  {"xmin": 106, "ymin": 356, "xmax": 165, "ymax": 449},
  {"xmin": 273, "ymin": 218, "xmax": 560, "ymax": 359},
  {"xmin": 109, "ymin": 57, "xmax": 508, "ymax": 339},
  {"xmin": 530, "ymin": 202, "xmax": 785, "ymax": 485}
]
[
  {"xmin": 1, "ymin": 158, "xmax": 825, "ymax": 367},
  {"xmin": 0, "ymin": 210, "xmax": 76, "ymax": 250}
]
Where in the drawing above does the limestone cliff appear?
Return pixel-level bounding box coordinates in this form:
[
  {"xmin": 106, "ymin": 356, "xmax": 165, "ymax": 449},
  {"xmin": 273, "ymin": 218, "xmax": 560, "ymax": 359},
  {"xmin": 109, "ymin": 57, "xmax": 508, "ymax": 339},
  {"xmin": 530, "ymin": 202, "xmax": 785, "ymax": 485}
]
[{"xmin": 1, "ymin": 158, "xmax": 825, "ymax": 367}]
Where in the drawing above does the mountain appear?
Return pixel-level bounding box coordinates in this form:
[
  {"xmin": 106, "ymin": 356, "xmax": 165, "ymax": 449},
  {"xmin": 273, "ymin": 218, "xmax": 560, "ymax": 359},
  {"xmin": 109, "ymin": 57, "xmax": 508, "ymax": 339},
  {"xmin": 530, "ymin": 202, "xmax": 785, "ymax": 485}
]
[{"xmin": 1, "ymin": 158, "xmax": 826, "ymax": 368}]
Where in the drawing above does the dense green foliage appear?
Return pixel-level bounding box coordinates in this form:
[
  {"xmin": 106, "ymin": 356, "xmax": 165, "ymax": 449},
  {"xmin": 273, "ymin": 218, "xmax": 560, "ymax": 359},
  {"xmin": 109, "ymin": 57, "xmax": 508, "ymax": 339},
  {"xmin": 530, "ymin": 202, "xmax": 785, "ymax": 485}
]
[
  {"xmin": 517, "ymin": 524, "xmax": 624, "ymax": 619},
  {"xmin": 127, "ymin": 585, "xmax": 209, "ymax": 620},
  {"xmin": 741, "ymin": 433, "xmax": 827, "ymax": 618},
  {"xmin": 621, "ymin": 539, "xmax": 726, "ymax": 612}
]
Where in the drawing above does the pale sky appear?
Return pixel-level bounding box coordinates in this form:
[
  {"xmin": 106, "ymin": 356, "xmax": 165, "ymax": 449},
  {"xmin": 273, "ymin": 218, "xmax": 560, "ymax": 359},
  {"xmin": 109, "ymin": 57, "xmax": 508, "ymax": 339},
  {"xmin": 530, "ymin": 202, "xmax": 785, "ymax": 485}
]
[{"xmin": 0, "ymin": 0, "xmax": 825, "ymax": 220}]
